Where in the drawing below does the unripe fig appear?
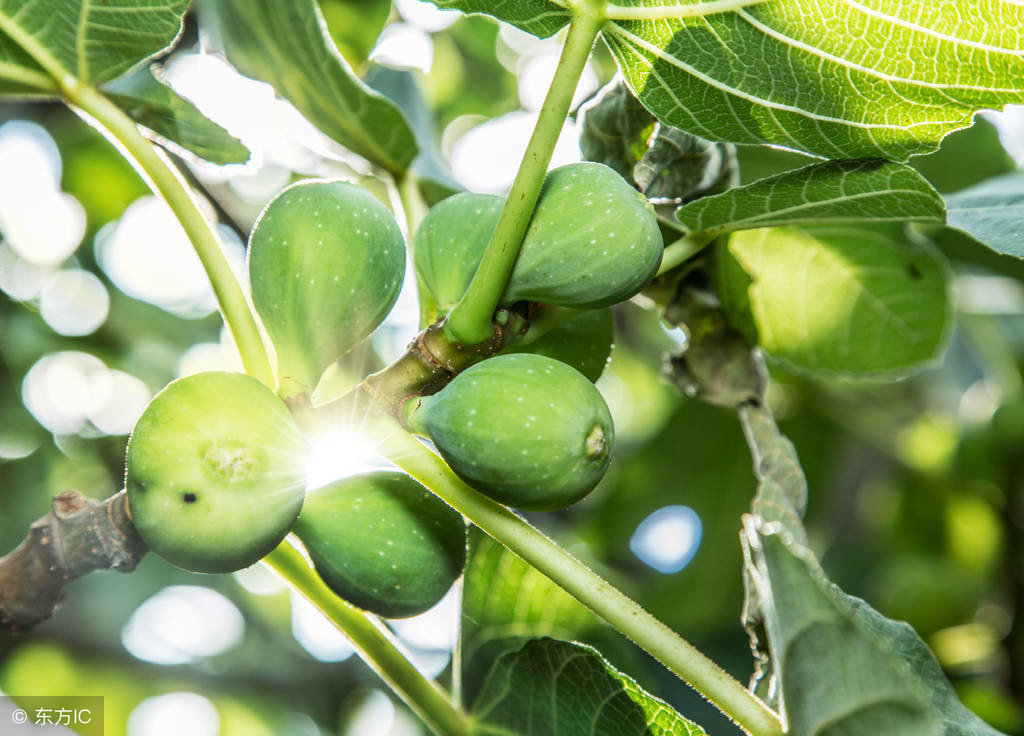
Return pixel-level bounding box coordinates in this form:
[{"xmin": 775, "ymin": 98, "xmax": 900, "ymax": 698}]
[
  {"xmin": 249, "ymin": 180, "xmax": 406, "ymax": 396},
  {"xmin": 504, "ymin": 162, "xmax": 662, "ymax": 309},
  {"xmin": 406, "ymin": 354, "xmax": 614, "ymax": 511},
  {"xmin": 414, "ymin": 192, "xmax": 502, "ymax": 317},
  {"xmin": 126, "ymin": 372, "xmax": 307, "ymax": 574},
  {"xmin": 502, "ymin": 308, "xmax": 614, "ymax": 382},
  {"xmin": 294, "ymin": 471, "xmax": 467, "ymax": 618}
]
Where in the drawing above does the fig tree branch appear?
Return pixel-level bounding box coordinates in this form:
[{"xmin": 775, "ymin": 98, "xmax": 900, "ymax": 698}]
[
  {"xmin": 0, "ymin": 491, "xmax": 469, "ymax": 736},
  {"xmin": 0, "ymin": 490, "xmax": 147, "ymax": 633}
]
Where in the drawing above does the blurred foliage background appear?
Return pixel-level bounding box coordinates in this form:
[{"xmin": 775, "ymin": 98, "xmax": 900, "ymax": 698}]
[{"xmin": 1, "ymin": 1, "xmax": 1024, "ymax": 734}]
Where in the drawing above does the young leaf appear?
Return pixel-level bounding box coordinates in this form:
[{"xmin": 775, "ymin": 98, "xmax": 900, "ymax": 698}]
[
  {"xmin": 0, "ymin": 0, "xmax": 188, "ymax": 95},
  {"xmin": 427, "ymin": 0, "xmax": 570, "ymax": 39},
  {"xmin": 602, "ymin": 2, "xmax": 1024, "ymax": 160},
  {"xmin": 471, "ymin": 637, "xmax": 707, "ymax": 735},
  {"xmin": 945, "ymin": 173, "xmax": 1024, "ymax": 259},
  {"xmin": 739, "ymin": 405, "xmax": 1006, "ymax": 735},
  {"xmin": 580, "ymin": 81, "xmax": 657, "ymax": 181},
  {"xmin": 635, "ymin": 127, "xmax": 737, "ymax": 202},
  {"xmin": 677, "ymin": 160, "xmax": 946, "ymax": 236},
  {"xmin": 461, "ymin": 530, "xmax": 593, "ymax": 705},
  {"xmin": 580, "ymin": 81, "xmax": 737, "ymax": 203},
  {"xmin": 102, "ymin": 66, "xmax": 250, "ymax": 165},
  {"xmin": 202, "ymin": 0, "xmax": 417, "ymax": 175},
  {"xmin": 713, "ymin": 225, "xmax": 951, "ymax": 377}
]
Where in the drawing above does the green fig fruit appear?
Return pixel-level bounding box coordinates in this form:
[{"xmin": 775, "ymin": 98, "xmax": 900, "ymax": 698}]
[
  {"xmin": 249, "ymin": 180, "xmax": 406, "ymax": 396},
  {"xmin": 126, "ymin": 372, "xmax": 308, "ymax": 574},
  {"xmin": 414, "ymin": 192, "xmax": 503, "ymax": 317},
  {"xmin": 407, "ymin": 353, "xmax": 614, "ymax": 511},
  {"xmin": 504, "ymin": 162, "xmax": 662, "ymax": 309},
  {"xmin": 294, "ymin": 471, "xmax": 467, "ymax": 618},
  {"xmin": 502, "ymin": 308, "xmax": 614, "ymax": 382}
]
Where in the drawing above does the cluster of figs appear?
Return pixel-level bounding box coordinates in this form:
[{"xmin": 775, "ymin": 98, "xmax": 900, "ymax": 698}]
[{"xmin": 126, "ymin": 162, "xmax": 663, "ymax": 618}]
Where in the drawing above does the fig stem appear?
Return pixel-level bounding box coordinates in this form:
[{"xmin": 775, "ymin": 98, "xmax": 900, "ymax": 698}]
[
  {"xmin": 264, "ymin": 540, "xmax": 471, "ymax": 736},
  {"xmin": 62, "ymin": 83, "xmax": 276, "ymax": 388},
  {"xmin": 658, "ymin": 231, "xmax": 716, "ymax": 276},
  {"xmin": 504, "ymin": 305, "xmax": 584, "ymax": 348},
  {"xmin": 370, "ymin": 416, "xmax": 785, "ymax": 736},
  {"xmin": 444, "ymin": 9, "xmax": 604, "ymax": 345},
  {"xmin": 395, "ymin": 171, "xmax": 441, "ymax": 328}
]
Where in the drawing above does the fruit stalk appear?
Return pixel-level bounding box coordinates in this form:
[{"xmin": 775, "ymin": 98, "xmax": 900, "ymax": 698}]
[
  {"xmin": 264, "ymin": 541, "xmax": 471, "ymax": 736},
  {"xmin": 395, "ymin": 172, "xmax": 439, "ymax": 327},
  {"xmin": 63, "ymin": 83, "xmax": 275, "ymax": 387},
  {"xmin": 443, "ymin": 10, "xmax": 604, "ymax": 345},
  {"xmin": 367, "ymin": 417, "xmax": 785, "ymax": 736},
  {"xmin": 658, "ymin": 232, "xmax": 717, "ymax": 276}
]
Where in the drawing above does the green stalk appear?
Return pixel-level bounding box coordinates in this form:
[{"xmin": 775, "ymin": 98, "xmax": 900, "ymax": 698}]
[
  {"xmin": 264, "ymin": 541, "xmax": 471, "ymax": 736},
  {"xmin": 396, "ymin": 171, "xmax": 440, "ymax": 328},
  {"xmin": 444, "ymin": 9, "xmax": 604, "ymax": 345},
  {"xmin": 657, "ymin": 232, "xmax": 716, "ymax": 276},
  {"xmin": 62, "ymin": 83, "xmax": 275, "ymax": 387},
  {"xmin": 368, "ymin": 417, "xmax": 785, "ymax": 736}
]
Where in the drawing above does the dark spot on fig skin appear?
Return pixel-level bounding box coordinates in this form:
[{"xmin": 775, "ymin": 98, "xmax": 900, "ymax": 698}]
[
  {"xmin": 183, "ymin": 492, "xmax": 197, "ymax": 504},
  {"xmin": 907, "ymin": 262, "xmax": 922, "ymax": 279}
]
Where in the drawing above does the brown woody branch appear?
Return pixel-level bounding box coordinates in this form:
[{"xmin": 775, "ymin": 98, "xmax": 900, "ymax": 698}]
[
  {"xmin": 0, "ymin": 490, "xmax": 147, "ymax": 633},
  {"xmin": 0, "ymin": 311, "xmax": 534, "ymax": 633}
]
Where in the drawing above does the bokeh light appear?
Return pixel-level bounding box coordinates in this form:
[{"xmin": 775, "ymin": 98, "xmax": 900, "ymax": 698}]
[
  {"xmin": 451, "ymin": 113, "xmax": 581, "ymax": 194},
  {"xmin": 394, "ymin": 0, "xmax": 459, "ymax": 32},
  {"xmin": 97, "ymin": 197, "xmax": 244, "ymax": 317},
  {"xmin": 343, "ymin": 690, "xmax": 394, "ymax": 736},
  {"xmin": 127, "ymin": 693, "xmax": 220, "ymax": 736},
  {"xmin": 0, "ymin": 241, "xmax": 52, "ymax": 301},
  {"xmin": 0, "ymin": 121, "xmax": 86, "ymax": 267},
  {"xmin": 163, "ymin": 53, "xmax": 325, "ymax": 177},
  {"xmin": 39, "ymin": 268, "xmax": 110, "ymax": 336},
  {"xmin": 121, "ymin": 586, "xmax": 245, "ymax": 666},
  {"xmin": 290, "ymin": 592, "xmax": 355, "ymax": 663},
  {"xmin": 630, "ymin": 506, "xmax": 703, "ymax": 574},
  {"xmin": 389, "ymin": 586, "xmax": 459, "ymax": 678},
  {"xmin": 371, "ymin": 23, "xmax": 434, "ymax": 74},
  {"xmin": 22, "ymin": 352, "xmax": 151, "ymax": 437}
]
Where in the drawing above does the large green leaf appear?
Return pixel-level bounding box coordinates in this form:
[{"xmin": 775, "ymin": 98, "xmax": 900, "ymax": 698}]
[
  {"xmin": 602, "ymin": 1, "xmax": 1024, "ymax": 160},
  {"xmin": 203, "ymin": 0, "xmax": 417, "ymax": 174},
  {"xmin": 945, "ymin": 173, "xmax": 1024, "ymax": 259},
  {"xmin": 0, "ymin": 0, "xmax": 188, "ymax": 95},
  {"xmin": 471, "ymin": 638, "xmax": 707, "ymax": 736},
  {"xmin": 744, "ymin": 521, "xmax": 1006, "ymax": 736},
  {"xmin": 102, "ymin": 66, "xmax": 250, "ymax": 165},
  {"xmin": 580, "ymin": 81, "xmax": 736, "ymax": 204},
  {"xmin": 461, "ymin": 530, "xmax": 592, "ymax": 706},
  {"xmin": 677, "ymin": 160, "xmax": 945, "ymax": 236},
  {"xmin": 713, "ymin": 225, "xmax": 951, "ymax": 377},
  {"xmin": 427, "ymin": 0, "xmax": 570, "ymax": 39},
  {"xmin": 738, "ymin": 405, "xmax": 1005, "ymax": 735}
]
